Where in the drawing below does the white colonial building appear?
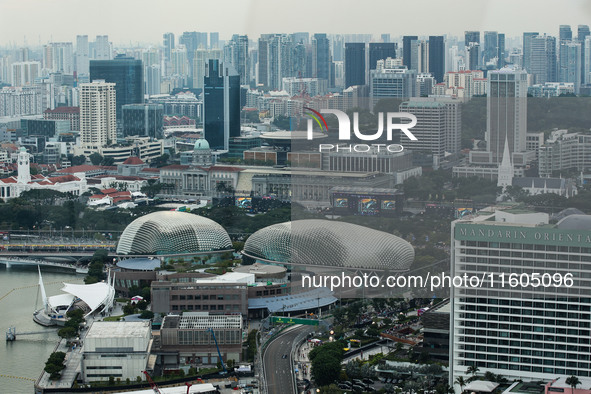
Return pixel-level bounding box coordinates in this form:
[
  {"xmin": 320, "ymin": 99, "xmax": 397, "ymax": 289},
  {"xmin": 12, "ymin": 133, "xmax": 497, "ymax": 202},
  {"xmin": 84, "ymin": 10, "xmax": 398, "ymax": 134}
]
[{"xmin": 0, "ymin": 147, "xmax": 88, "ymax": 200}]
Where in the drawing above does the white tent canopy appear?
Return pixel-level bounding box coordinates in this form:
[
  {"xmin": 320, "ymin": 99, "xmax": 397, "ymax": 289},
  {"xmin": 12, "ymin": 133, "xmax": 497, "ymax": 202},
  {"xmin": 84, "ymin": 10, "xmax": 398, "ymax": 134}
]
[{"xmin": 61, "ymin": 281, "xmax": 115, "ymax": 316}]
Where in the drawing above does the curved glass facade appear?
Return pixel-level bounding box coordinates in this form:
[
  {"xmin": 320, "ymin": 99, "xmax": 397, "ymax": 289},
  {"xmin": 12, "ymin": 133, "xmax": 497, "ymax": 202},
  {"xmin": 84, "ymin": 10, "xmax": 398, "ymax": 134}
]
[
  {"xmin": 243, "ymin": 219, "xmax": 414, "ymax": 271},
  {"xmin": 117, "ymin": 211, "xmax": 231, "ymax": 255}
]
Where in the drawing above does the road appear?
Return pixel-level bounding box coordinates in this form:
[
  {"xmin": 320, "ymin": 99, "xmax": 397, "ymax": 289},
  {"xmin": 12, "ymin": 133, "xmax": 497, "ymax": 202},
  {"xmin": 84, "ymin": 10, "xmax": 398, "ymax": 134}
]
[{"xmin": 263, "ymin": 325, "xmax": 315, "ymax": 394}]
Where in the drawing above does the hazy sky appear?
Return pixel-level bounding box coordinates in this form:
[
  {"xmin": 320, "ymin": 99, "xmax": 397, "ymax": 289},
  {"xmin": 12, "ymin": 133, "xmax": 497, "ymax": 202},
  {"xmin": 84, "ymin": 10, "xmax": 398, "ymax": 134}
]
[{"xmin": 2, "ymin": 0, "xmax": 591, "ymax": 46}]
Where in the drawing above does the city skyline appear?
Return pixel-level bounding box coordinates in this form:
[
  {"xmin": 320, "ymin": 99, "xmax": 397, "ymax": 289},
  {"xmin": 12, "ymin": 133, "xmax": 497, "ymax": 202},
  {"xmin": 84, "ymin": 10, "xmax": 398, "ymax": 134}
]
[{"xmin": 1, "ymin": 0, "xmax": 591, "ymax": 46}]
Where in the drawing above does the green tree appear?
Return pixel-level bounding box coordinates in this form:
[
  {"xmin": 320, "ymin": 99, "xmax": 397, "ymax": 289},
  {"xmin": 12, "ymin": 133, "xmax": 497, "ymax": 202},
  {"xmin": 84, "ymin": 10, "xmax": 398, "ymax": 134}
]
[
  {"xmin": 311, "ymin": 352, "xmax": 342, "ymax": 387},
  {"xmin": 89, "ymin": 152, "xmax": 103, "ymax": 165},
  {"xmin": 58, "ymin": 326, "xmax": 77, "ymax": 340},
  {"xmin": 455, "ymin": 376, "xmax": 466, "ymax": 394},
  {"xmin": 566, "ymin": 376, "xmax": 581, "ymax": 394},
  {"xmin": 71, "ymin": 155, "xmax": 87, "ymax": 166},
  {"xmin": 140, "ymin": 310, "xmax": 154, "ymax": 319}
]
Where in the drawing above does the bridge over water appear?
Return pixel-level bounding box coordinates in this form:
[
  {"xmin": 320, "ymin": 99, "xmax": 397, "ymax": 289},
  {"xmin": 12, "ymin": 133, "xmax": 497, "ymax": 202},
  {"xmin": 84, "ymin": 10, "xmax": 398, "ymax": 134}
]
[{"xmin": 0, "ymin": 257, "xmax": 89, "ymax": 273}]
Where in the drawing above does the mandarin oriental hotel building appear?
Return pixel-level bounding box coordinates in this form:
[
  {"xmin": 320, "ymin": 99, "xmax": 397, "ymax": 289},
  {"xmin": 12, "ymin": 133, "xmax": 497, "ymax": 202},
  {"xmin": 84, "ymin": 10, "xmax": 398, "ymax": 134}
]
[{"xmin": 450, "ymin": 208, "xmax": 591, "ymax": 384}]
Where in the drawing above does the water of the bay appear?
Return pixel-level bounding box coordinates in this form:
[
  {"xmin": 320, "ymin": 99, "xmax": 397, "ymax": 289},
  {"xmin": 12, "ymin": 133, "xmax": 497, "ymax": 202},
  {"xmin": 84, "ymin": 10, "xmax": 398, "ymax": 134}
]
[{"xmin": 0, "ymin": 264, "xmax": 84, "ymax": 393}]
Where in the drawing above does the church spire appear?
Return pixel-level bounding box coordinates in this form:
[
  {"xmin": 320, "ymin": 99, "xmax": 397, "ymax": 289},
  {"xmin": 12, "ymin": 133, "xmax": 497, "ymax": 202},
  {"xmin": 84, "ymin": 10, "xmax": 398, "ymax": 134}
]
[{"xmin": 497, "ymin": 135, "xmax": 514, "ymax": 189}]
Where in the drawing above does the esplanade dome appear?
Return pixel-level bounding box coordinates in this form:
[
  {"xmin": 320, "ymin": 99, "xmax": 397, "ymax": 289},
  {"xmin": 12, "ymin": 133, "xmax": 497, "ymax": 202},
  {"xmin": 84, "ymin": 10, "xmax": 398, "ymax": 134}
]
[
  {"xmin": 243, "ymin": 219, "xmax": 414, "ymax": 271},
  {"xmin": 117, "ymin": 211, "xmax": 231, "ymax": 255}
]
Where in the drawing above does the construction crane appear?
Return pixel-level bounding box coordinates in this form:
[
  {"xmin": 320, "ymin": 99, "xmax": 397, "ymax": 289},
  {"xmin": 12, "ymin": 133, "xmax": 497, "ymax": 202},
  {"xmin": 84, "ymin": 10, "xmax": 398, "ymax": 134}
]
[
  {"xmin": 207, "ymin": 328, "xmax": 227, "ymax": 374},
  {"xmin": 142, "ymin": 370, "xmax": 162, "ymax": 394}
]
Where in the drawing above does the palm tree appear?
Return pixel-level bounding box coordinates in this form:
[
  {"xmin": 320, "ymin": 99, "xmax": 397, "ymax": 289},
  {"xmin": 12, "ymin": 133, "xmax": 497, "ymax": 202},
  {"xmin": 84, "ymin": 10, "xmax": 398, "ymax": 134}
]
[
  {"xmin": 455, "ymin": 376, "xmax": 466, "ymax": 394},
  {"xmin": 566, "ymin": 376, "xmax": 581, "ymax": 394},
  {"xmin": 466, "ymin": 365, "xmax": 480, "ymax": 382}
]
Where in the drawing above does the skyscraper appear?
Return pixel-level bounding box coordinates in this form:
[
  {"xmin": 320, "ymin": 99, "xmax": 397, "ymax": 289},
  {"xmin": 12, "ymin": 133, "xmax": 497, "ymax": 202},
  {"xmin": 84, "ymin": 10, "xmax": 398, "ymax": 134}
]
[
  {"xmin": 163, "ymin": 33, "xmax": 175, "ymax": 62},
  {"xmin": 559, "ymin": 24, "xmax": 573, "ymax": 42},
  {"xmin": 464, "ymin": 31, "xmax": 480, "ymax": 47},
  {"xmin": 90, "ymin": 56, "xmax": 144, "ymax": 120},
  {"xmin": 11, "ymin": 62, "xmax": 40, "ymax": 86},
  {"xmin": 163, "ymin": 32, "xmax": 175, "ymax": 76},
  {"xmin": 345, "ymin": 43, "xmax": 366, "ymax": 88},
  {"xmin": 369, "ymin": 66, "xmax": 417, "ymax": 108},
  {"xmin": 94, "ymin": 36, "xmax": 112, "ymax": 60},
  {"xmin": 203, "ymin": 59, "xmax": 240, "ymax": 151},
  {"xmin": 428, "ymin": 36, "xmax": 445, "ymax": 83},
  {"xmin": 225, "ymin": 35, "xmax": 249, "ymax": 85},
  {"xmin": 530, "ymin": 35, "xmax": 557, "ymax": 84},
  {"xmin": 76, "ymin": 35, "xmax": 89, "ymax": 76},
  {"xmin": 497, "ymin": 33, "xmax": 506, "ymax": 68},
  {"xmin": 180, "ymin": 32, "xmax": 199, "ymax": 82},
  {"xmin": 486, "ymin": 67, "xmax": 528, "ymax": 163},
  {"xmin": 522, "ymin": 32, "xmax": 539, "ymax": 73},
  {"xmin": 145, "ymin": 64, "xmax": 161, "ymax": 96},
  {"xmin": 193, "ymin": 48, "xmax": 222, "ymax": 90},
  {"xmin": 210, "ymin": 32, "xmax": 219, "ymax": 49},
  {"xmin": 467, "ymin": 43, "xmax": 481, "ymax": 71},
  {"xmin": 483, "ymin": 31, "xmax": 498, "ymax": 64},
  {"xmin": 368, "ymin": 43, "xmax": 397, "ymax": 71},
  {"xmin": 451, "ymin": 210, "xmax": 591, "ymax": 383},
  {"xmin": 122, "ymin": 103, "xmax": 164, "ymax": 139},
  {"xmin": 559, "ymin": 41, "xmax": 582, "ymax": 93},
  {"xmin": 399, "ymin": 97, "xmax": 461, "ymax": 156},
  {"xmin": 80, "ymin": 80, "xmax": 116, "ymax": 148},
  {"xmin": 312, "ymin": 34, "xmax": 330, "ymax": 81},
  {"xmin": 577, "ymin": 25, "xmax": 590, "ymax": 84},
  {"xmin": 402, "ymin": 35, "xmax": 418, "ymax": 69},
  {"xmin": 43, "ymin": 42, "xmax": 74, "ymax": 74}
]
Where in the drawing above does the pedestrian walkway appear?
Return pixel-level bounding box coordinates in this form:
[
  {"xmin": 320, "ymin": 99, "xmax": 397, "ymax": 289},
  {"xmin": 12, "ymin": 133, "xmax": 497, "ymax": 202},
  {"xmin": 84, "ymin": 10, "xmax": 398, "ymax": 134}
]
[{"xmin": 293, "ymin": 340, "xmax": 313, "ymax": 381}]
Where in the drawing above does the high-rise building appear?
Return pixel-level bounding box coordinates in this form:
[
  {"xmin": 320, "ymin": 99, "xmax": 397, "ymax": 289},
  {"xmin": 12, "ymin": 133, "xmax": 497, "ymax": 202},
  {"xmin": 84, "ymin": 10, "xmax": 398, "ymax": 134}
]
[
  {"xmin": 577, "ymin": 26, "xmax": 590, "ymax": 84},
  {"xmin": 369, "ymin": 66, "xmax": 417, "ymax": 108},
  {"xmin": 467, "ymin": 43, "xmax": 481, "ymax": 71},
  {"xmin": 180, "ymin": 32, "xmax": 198, "ymax": 80},
  {"xmin": 486, "ymin": 67, "xmax": 528, "ymax": 163},
  {"xmin": 559, "ymin": 24, "xmax": 573, "ymax": 42},
  {"xmin": 464, "ymin": 31, "xmax": 480, "ymax": 47},
  {"xmin": 345, "ymin": 43, "xmax": 366, "ymax": 88},
  {"xmin": 368, "ymin": 43, "xmax": 397, "ymax": 71},
  {"xmin": 428, "ymin": 36, "xmax": 445, "ymax": 83},
  {"xmin": 43, "ymin": 42, "xmax": 74, "ymax": 74},
  {"xmin": 94, "ymin": 35, "xmax": 112, "ymax": 60},
  {"xmin": 497, "ymin": 33, "xmax": 506, "ymax": 68},
  {"xmin": 76, "ymin": 35, "xmax": 89, "ymax": 76},
  {"xmin": 225, "ymin": 35, "xmax": 249, "ymax": 85},
  {"xmin": 450, "ymin": 209, "xmax": 591, "ymax": 383},
  {"xmin": 163, "ymin": 33, "xmax": 175, "ymax": 62},
  {"xmin": 483, "ymin": 31, "xmax": 498, "ymax": 64},
  {"xmin": 203, "ymin": 59, "xmax": 240, "ymax": 151},
  {"xmin": 402, "ymin": 36, "xmax": 418, "ymax": 69},
  {"xmin": 559, "ymin": 41, "xmax": 582, "ymax": 94},
  {"xmin": 193, "ymin": 48, "xmax": 222, "ymax": 90},
  {"xmin": 171, "ymin": 45, "xmax": 188, "ymax": 77},
  {"xmin": 80, "ymin": 80, "xmax": 116, "ymax": 148},
  {"xmin": 399, "ymin": 97, "xmax": 461, "ymax": 157},
  {"xmin": 210, "ymin": 32, "xmax": 219, "ymax": 49},
  {"xmin": 522, "ymin": 32, "xmax": 539, "ymax": 73},
  {"xmin": 381, "ymin": 34, "xmax": 391, "ymax": 43},
  {"xmin": 332, "ymin": 35, "xmax": 345, "ymax": 62},
  {"xmin": 257, "ymin": 34, "xmax": 296, "ymax": 90},
  {"xmin": 312, "ymin": 34, "xmax": 330, "ymax": 81},
  {"xmin": 90, "ymin": 56, "xmax": 144, "ymax": 120},
  {"xmin": 530, "ymin": 35, "xmax": 557, "ymax": 84},
  {"xmin": 145, "ymin": 65, "xmax": 161, "ymax": 96},
  {"xmin": 11, "ymin": 61, "xmax": 40, "ymax": 86},
  {"xmin": 122, "ymin": 103, "xmax": 164, "ymax": 139}
]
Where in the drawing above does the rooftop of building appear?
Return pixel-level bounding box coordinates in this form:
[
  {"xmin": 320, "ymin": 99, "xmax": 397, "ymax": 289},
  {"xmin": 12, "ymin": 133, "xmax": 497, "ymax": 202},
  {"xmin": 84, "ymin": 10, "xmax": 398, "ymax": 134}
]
[
  {"xmin": 162, "ymin": 312, "xmax": 242, "ymax": 330},
  {"xmin": 547, "ymin": 377, "xmax": 591, "ymax": 390},
  {"xmin": 86, "ymin": 321, "xmax": 150, "ymax": 339}
]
